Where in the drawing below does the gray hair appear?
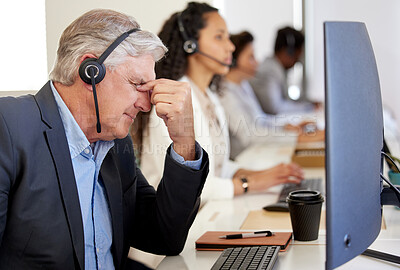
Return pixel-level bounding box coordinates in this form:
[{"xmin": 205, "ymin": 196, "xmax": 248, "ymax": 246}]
[{"xmin": 49, "ymin": 9, "xmax": 167, "ymax": 85}]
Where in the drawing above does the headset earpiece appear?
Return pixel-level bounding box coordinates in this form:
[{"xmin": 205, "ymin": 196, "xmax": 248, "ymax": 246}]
[
  {"xmin": 78, "ymin": 58, "xmax": 106, "ymax": 84},
  {"xmin": 177, "ymin": 12, "xmax": 199, "ymax": 55},
  {"xmin": 183, "ymin": 39, "xmax": 198, "ymax": 54}
]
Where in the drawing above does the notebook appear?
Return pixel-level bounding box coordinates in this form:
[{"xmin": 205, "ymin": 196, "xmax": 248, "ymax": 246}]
[{"xmin": 195, "ymin": 231, "xmax": 292, "ymax": 251}]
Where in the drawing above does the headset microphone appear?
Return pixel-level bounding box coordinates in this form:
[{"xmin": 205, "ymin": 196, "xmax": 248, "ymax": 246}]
[
  {"xmin": 197, "ymin": 51, "xmax": 232, "ymax": 67},
  {"xmin": 78, "ymin": 28, "xmax": 140, "ymax": 133},
  {"xmin": 88, "ymin": 68, "xmax": 102, "ymax": 133}
]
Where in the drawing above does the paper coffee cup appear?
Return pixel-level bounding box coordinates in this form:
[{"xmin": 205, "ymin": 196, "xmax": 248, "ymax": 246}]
[{"xmin": 286, "ymin": 190, "xmax": 324, "ymax": 241}]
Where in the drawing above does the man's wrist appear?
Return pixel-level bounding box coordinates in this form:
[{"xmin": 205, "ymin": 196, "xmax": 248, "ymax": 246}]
[
  {"xmin": 173, "ymin": 139, "xmax": 196, "ymax": 161},
  {"xmin": 170, "ymin": 142, "xmax": 203, "ymax": 170}
]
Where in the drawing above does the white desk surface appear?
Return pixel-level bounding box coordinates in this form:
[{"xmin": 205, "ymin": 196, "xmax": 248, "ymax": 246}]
[{"xmin": 157, "ymin": 136, "xmax": 400, "ymax": 270}]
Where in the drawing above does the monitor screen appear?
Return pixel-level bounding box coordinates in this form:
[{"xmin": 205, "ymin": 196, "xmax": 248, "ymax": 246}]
[{"xmin": 324, "ymin": 21, "xmax": 384, "ymax": 269}]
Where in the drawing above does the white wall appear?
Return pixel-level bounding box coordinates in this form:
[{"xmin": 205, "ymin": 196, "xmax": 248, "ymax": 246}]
[
  {"xmin": 0, "ymin": 0, "xmax": 47, "ymax": 91},
  {"xmin": 305, "ymin": 0, "xmax": 400, "ymax": 127},
  {"xmin": 222, "ymin": 0, "xmax": 294, "ymax": 61}
]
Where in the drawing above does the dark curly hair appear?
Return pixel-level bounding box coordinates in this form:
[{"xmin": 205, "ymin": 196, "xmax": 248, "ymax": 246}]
[
  {"xmin": 132, "ymin": 2, "xmax": 218, "ymax": 161},
  {"xmin": 156, "ymin": 2, "xmax": 218, "ymax": 79}
]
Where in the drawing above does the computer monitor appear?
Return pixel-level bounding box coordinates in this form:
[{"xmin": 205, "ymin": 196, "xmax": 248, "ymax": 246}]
[{"xmin": 324, "ymin": 21, "xmax": 384, "ymax": 269}]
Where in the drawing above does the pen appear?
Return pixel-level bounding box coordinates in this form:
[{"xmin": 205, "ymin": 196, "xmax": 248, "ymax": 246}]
[{"xmin": 219, "ymin": 230, "xmax": 274, "ymax": 239}]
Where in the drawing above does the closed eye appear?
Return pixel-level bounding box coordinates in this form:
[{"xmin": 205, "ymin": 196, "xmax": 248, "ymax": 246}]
[{"xmin": 128, "ymin": 79, "xmax": 145, "ymax": 89}]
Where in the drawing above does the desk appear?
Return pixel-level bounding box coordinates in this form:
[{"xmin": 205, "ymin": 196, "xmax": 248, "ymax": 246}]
[{"xmin": 157, "ymin": 138, "xmax": 400, "ymax": 269}]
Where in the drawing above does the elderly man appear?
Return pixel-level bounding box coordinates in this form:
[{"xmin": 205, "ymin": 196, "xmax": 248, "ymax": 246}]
[{"xmin": 0, "ymin": 9, "xmax": 208, "ymax": 270}]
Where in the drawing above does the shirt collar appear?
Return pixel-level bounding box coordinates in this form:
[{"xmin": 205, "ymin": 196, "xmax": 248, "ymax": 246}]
[{"xmin": 50, "ymin": 81, "xmax": 98, "ymax": 159}]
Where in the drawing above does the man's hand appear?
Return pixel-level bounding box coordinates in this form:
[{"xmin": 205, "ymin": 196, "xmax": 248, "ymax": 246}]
[{"xmin": 137, "ymin": 79, "xmax": 196, "ymax": 161}]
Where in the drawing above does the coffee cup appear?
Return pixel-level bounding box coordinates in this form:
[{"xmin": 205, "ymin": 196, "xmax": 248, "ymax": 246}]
[{"xmin": 286, "ymin": 190, "xmax": 324, "ymax": 241}]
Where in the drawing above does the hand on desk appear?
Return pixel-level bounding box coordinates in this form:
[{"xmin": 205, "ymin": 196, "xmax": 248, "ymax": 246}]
[
  {"xmin": 297, "ymin": 129, "xmax": 325, "ymax": 143},
  {"xmin": 284, "ymin": 121, "xmax": 319, "ymax": 134},
  {"xmin": 233, "ymin": 163, "xmax": 304, "ymax": 195},
  {"xmin": 285, "ymin": 119, "xmax": 325, "ymax": 143}
]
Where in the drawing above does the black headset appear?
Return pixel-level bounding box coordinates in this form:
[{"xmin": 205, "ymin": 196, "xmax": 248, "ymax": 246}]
[
  {"xmin": 177, "ymin": 12, "xmax": 198, "ymax": 54},
  {"xmin": 78, "ymin": 28, "xmax": 140, "ymax": 133}
]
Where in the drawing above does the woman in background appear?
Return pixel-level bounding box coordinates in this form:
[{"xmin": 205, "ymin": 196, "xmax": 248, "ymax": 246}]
[
  {"xmin": 134, "ymin": 2, "xmax": 304, "ymax": 201},
  {"xmin": 218, "ymin": 31, "xmax": 289, "ymax": 159},
  {"xmin": 218, "ymin": 31, "xmax": 276, "ymax": 159},
  {"xmin": 219, "ymin": 31, "xmax": 324, "ymax": 159}
]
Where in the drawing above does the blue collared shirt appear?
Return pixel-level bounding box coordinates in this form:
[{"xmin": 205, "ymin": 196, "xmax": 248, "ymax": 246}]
[{"xmin": 50, "ymin": 81, "xmax": 202, "ymax": 269}]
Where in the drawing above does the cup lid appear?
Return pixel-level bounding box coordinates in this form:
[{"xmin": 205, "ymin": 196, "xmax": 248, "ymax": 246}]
[{"xmin": 286, "ymin": 190, "xmax": 324, "ymax": 204}]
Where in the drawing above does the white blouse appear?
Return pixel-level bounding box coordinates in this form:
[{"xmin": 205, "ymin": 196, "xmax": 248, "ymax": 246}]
[{"xmin": 218, "ymin": 79, "xmax": 283, "ymax": 158}]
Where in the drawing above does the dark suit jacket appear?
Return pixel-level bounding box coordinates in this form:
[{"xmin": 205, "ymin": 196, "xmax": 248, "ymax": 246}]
[{"xmin": 0, "ymin": 82, "xmax": 209, "ymax": 269}]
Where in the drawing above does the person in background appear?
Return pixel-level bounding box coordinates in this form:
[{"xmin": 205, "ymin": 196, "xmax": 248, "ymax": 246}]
[
  {"xmin": 133, "ymin": 2, "xmax": 304, "ymax": 202},
  {"xmin": 219, "ymin": 31, "xmax": 322, "ymax": 160},
  {"xmin": 218, "ymin": 31, "xmax": 280, "ymax": 159},
  {"xmin": 249, "ymin": 26, "xmax": 316, "ymax": 115},
  {"xmin": 0, "ymin": 9, "xmax": 209, "ymax": 270}
]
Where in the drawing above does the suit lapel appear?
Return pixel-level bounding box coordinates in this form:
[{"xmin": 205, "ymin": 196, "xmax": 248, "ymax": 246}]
[
  {"xmin": 100, "ymin": 152, "xmax": 124, "ymax": 269},
  {"xmin": 35, "ymin": 83, "xmax": 85, "ymax": 270}
]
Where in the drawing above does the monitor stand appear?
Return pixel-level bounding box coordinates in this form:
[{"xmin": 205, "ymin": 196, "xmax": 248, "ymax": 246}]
[
  {"xmin": 362, "ymin": 249, "xmax": 400, "ymax": 265},
  {"xmin": 361, "ymin": 186, "xmax": 400, "ymax": 265},
  {"xmin": 381, "ymin": 185, "xmax": 400, "ymax": 207}
]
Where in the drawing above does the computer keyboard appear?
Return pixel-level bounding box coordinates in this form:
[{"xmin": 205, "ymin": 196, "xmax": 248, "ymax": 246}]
[
  {"xmin": 263, "ymin": 178, "xmax": 323, "ymax": 212},
  {"xmin": 211, "ymin": 245, "xmax": 280, "ymax": 270},
  {"xmin": 277, "ymin": 177, "xmax": 323, "ymax": 202}
]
